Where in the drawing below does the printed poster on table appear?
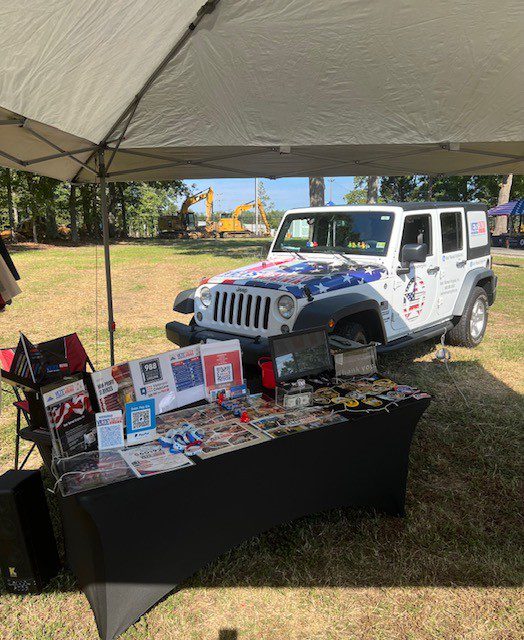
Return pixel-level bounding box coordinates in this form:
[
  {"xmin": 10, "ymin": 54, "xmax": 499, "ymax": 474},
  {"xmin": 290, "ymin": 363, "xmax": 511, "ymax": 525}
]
[
  {"xmin": 128, "ymin": 352, "xmax": 178, "ymax": 414},
  {"xmin": 169, "ymin": 344, "xmax": 205, "ymax": 407},
  {"xmin": 91, "ymin": 363, "xmax": 136, "ymax": 414},
  {"xmin": 200, "ymin": 339, "xmax": 244, "ymax": 401},
  {"xmin": 125, "ymin": 399, "xmax": 156, "ymax": 445},
  {"xmin": 41, "ymin": 374, "xmax": 96, "ymax": 457},
  {"xmin": 119, "ymin": 442, "xmax": 193, "ymax": 478}
]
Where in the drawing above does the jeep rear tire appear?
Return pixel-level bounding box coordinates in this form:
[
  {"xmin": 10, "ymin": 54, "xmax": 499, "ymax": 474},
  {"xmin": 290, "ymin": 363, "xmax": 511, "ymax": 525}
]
[
  {"xmin": 447, "ymin": 286, "xmax": 488, "ymax": 348},
  {"xmin": 334, "ymin": 320, "xmax": 367, "ymax": 345}
]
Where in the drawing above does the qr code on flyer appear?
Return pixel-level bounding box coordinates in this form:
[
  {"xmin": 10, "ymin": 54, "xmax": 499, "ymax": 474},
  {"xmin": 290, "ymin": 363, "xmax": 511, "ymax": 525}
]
[
  {"xmin": 214, "ymin": 363, "xmax": 233, "ymax": 385},
  {"xmin": 131, "ymin": 409, "xmax": 150, "ymax": 431}
]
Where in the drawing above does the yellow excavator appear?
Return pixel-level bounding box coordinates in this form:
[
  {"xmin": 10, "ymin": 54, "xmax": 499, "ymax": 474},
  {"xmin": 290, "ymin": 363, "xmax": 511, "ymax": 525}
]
[
  {"xmin": 215, "ymin": 199, "xmax": 271, "ymax": 238},
  {"xmin": 158, "ymin": 187, "xmax": 214, "ymax": 239}
]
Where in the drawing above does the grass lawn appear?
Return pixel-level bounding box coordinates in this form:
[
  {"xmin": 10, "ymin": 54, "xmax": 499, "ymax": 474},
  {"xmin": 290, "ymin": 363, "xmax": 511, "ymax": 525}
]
[{"xmin": 0, "ymin": 239, "xmax": 522, "ymax": 640}]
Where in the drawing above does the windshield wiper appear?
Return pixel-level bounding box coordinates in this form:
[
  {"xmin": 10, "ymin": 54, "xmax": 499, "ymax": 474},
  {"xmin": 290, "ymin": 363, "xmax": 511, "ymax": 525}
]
[{"xmin": 321, "ymin": 248, "xmax": 357, "ymax": 265}]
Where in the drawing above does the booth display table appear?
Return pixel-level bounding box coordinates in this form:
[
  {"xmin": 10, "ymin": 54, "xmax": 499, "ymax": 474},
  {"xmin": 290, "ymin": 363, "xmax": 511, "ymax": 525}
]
[{"xmin": 23, "ymin": 398, "xmax": 428, "ymax": 640}]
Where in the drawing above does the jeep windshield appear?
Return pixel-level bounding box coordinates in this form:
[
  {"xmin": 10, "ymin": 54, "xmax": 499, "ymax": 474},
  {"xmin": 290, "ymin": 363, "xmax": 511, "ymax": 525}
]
[{"xmin": 273, "ymin": 211, "xmax": 395, "ymax": 257}]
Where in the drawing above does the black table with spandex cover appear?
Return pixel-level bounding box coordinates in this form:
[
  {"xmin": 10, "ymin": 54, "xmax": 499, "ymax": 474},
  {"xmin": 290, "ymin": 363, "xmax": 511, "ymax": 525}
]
[{"xmin": 22, "ymin": 397, "xmax": 429, "ymax": 640}]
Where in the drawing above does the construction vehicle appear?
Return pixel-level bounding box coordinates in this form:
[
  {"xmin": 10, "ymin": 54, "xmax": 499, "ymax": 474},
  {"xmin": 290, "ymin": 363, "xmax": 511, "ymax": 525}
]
[
  {"xmin": 215, "ymin": 199, "xmax": 272, "ymax": 238},
  {"xmin": 1, "ymin": 219, "xmax": 71, "ymax": 242},
  {"xmin": 158, "ymin": 187, "xmax": 214, "ymax": 239}
]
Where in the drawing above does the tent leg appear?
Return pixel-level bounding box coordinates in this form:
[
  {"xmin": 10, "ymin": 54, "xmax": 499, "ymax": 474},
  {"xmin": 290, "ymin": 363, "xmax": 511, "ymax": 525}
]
[{"xmin": 98, "ymin": 149, "xmax": 115, "ymax": 365}]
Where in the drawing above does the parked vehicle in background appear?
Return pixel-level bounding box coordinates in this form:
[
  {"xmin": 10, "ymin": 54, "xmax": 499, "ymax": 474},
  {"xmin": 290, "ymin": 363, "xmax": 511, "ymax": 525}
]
[{"xmin": 167, "ymin": 203, "xmax": 497, "ymax": 362}]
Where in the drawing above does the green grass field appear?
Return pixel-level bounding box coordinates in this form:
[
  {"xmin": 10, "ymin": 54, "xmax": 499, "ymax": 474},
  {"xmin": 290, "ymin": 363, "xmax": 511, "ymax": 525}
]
[{"xmin": 0, "ymin": 240, "xmax": 522, "ymax": 640}]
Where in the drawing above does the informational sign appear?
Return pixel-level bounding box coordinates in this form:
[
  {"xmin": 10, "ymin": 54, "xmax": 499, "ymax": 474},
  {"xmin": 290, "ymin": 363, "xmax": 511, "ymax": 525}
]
[
  {"xmin": 200, "ymin": 339, "xmax": 244, "ymax": 401},
  {"xmin": 169, "ymin": 344, "xmax": 205, "ymax": 407},
  {"xmin": 125, "ymin": 399, "xmax": 156, "ymax": 446},
  {"xmin": 95, "ymin": 410, "xmax": 125, "ymax": 451},
  {"xmin": 128, "ymin": 352, "xmax": 178, "ymax": 415}
]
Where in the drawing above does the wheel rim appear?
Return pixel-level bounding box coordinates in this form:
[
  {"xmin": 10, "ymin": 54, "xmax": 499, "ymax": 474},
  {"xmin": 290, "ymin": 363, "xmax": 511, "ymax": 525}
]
[{"xmin": 470, "ymin": 298, "xmax": 486, "ymax": 340}]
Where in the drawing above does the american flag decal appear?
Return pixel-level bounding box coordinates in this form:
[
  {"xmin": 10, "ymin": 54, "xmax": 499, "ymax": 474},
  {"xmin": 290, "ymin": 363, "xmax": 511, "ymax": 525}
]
[{"xmin": 403, "ymin": 277, "xmax": 426, "ymax": 320}]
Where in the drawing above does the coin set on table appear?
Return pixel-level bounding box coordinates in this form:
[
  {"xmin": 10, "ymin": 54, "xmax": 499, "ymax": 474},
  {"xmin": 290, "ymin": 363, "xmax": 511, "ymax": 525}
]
[{"xmin": 309, "ymin": 373, "xmax": 430, "ymax": 412}]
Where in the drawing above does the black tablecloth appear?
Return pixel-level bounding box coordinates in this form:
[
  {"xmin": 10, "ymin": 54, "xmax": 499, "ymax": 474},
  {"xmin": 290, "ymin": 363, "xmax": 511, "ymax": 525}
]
[{"xmin": 23, "ymin": 399, "xmax": 429, "ymax": 640}]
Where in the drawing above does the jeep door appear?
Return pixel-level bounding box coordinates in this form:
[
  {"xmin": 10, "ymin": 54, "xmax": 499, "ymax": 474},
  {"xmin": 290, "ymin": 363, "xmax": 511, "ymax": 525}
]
[
  {"xmin": 436, "ymin": 208, "xmax": 467, "ymax": 319},
  {"xmin": 391, "ymin": 212, "xmax": 441, "ymax": 335}
]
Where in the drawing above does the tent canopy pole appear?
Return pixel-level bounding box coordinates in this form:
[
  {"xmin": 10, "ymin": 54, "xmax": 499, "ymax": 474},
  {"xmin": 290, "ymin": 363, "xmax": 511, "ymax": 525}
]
[{"xmin": 98, "ymin": 148, "xmax": 115, "ymax": 365}]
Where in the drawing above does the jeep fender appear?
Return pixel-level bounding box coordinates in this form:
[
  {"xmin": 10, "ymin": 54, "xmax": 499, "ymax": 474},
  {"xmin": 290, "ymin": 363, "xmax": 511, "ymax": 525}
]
[
  {"xmin": 293, "ymin": 293, "xmax": 387, "ymax": 344},
  {"xmin": 173, "ymin": 288, "xmax": 196, "ymax": 313},
  {"xmin": 452, "ymin": 268, "xmax": 497, "ymax": 316}
]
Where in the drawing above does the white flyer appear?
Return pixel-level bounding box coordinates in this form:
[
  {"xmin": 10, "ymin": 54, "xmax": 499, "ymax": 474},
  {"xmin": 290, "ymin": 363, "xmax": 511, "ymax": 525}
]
[
  {"xmin": 128, "ymin": 351, "xmax": 178, "ymax": 414},
  {"xmin": 168, "ymin": 344, "xmax": 206, "ymax": 408},
  {"xmin": 119, "ymin": 442, "xmax": 193, "ymax": 478},
  {"xmin": 95, "ymin": 410, "xmax": 125, "ymax": 450}
]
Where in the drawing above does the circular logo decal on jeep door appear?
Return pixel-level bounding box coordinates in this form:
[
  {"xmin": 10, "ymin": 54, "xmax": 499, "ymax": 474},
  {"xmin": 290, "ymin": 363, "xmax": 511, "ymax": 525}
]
[{"xmin": 403, "ymin": 277, "xmax": 426, "ymax": 320}]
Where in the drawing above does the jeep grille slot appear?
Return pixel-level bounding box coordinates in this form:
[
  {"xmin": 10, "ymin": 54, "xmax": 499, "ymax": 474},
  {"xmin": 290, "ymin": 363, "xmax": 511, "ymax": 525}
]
[
  {"xmin": 228, "ymin": 293, "xmax": 236, "ymax": 324},
  {"xmin": 220, "ymin": 292, "xmax": 228, "ymax": 323},
  {"xmin": 244, "ymin": 294, "xmax": 252, "ymax": 326},
  {"xmin": 254, "ymin": 296, "xmax": 261, "ymax": 329},
  {"xmin": 236, "ymin": 294, "xmax": 244, "ymax": 325},
  {"xmin": 263, "ymin": 297, "xmax": 270, "ymax": 330},
  {"xmin": 213, "ymin": 291, "xmax": 220, "ymax": 321}
]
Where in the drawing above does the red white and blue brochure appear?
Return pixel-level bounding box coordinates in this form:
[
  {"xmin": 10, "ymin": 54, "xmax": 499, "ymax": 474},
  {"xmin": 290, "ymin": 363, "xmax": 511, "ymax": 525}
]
[
  {"xmin": 119, "ymin": 442, "xmax": 193, "ymax": 478},
  {"xmin": 125, "ymin": 399, "xmax": 156, "ymax": 446}
]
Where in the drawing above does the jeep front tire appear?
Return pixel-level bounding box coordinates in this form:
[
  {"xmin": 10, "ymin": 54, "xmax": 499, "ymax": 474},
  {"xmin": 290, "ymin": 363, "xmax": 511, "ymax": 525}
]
[{"xmin": 447, "ymin": 286, "xmax": 488, "ymax": 348}]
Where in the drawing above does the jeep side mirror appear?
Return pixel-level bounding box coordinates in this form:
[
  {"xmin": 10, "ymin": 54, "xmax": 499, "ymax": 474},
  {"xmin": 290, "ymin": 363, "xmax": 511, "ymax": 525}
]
[{"xmin": 397, "ymin": 243, "xmax": 428, "ymax": 275}]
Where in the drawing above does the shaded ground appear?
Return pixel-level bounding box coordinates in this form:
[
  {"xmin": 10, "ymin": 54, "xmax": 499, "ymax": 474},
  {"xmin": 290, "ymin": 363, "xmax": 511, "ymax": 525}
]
[{"xmin": 0, "ymin": 241, "xmax": 522, "ymax": 640}]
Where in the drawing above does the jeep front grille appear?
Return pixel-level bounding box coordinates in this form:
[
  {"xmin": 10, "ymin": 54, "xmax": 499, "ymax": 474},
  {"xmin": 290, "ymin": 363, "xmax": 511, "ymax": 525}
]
[{"xmin": 213, "ymin": 290, "xmax": 271, "ymax": 331}]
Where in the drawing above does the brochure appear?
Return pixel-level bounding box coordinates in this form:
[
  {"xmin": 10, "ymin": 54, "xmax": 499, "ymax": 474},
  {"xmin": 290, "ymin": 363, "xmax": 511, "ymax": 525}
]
[
  {"xmin": 91, "ymin": 362, "xmax": 135, "ymax": 414},
  {"xmin": 119, "ymin": 442, "xmax": 193, "ymax": 478},
  {"xmin": 128, "ymin": 352, "xmax": 178, "ymax": 414},
  {"xmin": 41, "ymin": 374, "xmax": 96, "ymax": 456},
  {"xmin": 200, "ymin": 339, "xmax": 244, "ymax": 401},
  {"xmin": 169, "ymin": 344, "xmax": 205, "ymax": 407},
  {"xmin": 197, "ymin": 419, "xmax": 270, "ymax": 459},
  {"xmin": 125, "ymin": 399, "xmax": 156, "ymax": 445},
  {"xmin": 250, "ymin": 407, "xmax": 345, "ymax": 438},
  {"xmin": 95, "ymin": 410, "xmax": 125, "ymax": 450}
]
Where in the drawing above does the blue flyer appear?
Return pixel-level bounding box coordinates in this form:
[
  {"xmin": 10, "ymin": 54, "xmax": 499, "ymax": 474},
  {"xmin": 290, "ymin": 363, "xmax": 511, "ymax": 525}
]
[{"xmin": 125, "ymin": 399, "xmax": 156, "ymax": 445}]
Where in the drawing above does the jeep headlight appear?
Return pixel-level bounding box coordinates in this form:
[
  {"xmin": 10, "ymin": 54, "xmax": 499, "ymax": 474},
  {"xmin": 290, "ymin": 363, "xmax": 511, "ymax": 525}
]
[
  {"xmin": 277, "ymin": 295, "xmax": 295, "ymax": 319},
  {"xmin": 200, "ymin": 286, "xmax": 212, "ymax": 307}
]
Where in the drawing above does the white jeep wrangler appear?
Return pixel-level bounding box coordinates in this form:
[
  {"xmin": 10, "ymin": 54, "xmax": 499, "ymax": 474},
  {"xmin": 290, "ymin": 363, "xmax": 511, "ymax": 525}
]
[{"xmin": 167, "ymin": 203, "xmax": 497, "ymax": 363}]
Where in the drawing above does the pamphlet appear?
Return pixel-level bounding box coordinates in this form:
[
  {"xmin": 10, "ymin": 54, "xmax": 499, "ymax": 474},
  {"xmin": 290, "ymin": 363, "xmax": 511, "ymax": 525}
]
[
  {"xmin": 125, "ymin": 399, "xmax": 156, "ymax": 445},
  {"xmin": 128, "ymin": 352, "xmax": 178, "ymax": 414},
  {"xmin": 197, "ymin": 419, "xmax": 270, "ymax": 459},
  {"xmin": 119, "ymin": 442, "xmax": 193, "ymax": 478},
  {"xmin": 91, "ymin": 362, "xmax": 135, "ymax": 414},
  {"xmin": 95, "ymin": 410, "xmax": 125, "ymax": 450},
  {"xmin": 200, "ymin": 339, "xmax": 244, "ymax": 401},
  {"xmin": 41, "ymin": 374, "xmax": 96, "ymax": 456},
  {"xmin": 169, "ymin": 344, "xmax": 205, "ymax": 407}
]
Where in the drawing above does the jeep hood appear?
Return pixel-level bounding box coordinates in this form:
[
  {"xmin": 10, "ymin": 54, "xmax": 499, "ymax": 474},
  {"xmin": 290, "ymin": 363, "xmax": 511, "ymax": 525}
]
[{"xmin": 205, "ymin": 257, "xmax": 387, "ymax": 299}]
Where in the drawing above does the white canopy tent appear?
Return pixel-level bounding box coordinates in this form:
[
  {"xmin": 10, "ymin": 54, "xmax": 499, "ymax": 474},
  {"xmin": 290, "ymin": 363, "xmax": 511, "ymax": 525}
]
[{"xmin": 0, "ymin": 0, "xmax": 523, "ymax": 361}]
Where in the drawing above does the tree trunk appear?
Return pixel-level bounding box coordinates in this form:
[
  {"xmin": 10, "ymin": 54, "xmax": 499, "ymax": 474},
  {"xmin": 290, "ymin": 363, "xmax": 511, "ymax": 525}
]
[
  {"xmin": 366, "ymin": 176, "xmax": 380, "ymax": 204},
  {"xmin": 69, "ymin": 184, "xmax": 78, "ymax": 243},
  {"xmin": 426, "ymin": 175, "xmax": 435, "ymax": 200},
  {"xmin": 494, "ymin": 174, "xmax": 512, "ymax": 235},
  {"xmin": 309, "ymin": 177, "xmax": 325, "ymax": 207},
  {"xmin": 25, "ymin": 174, "xmax": 38, "ymax": 243},
  {"xmin": 45, "ymin": 202, "xmax": 58, "ymax": 240},
  {"xmin": 118, "ymin": 184, "xmax": 128, "ymax": 238}
]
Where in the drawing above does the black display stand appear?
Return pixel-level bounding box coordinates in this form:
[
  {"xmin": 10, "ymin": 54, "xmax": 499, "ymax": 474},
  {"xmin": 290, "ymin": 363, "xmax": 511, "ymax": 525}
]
[{"xmin": 23, "ymin": 398, "xmax": 428, "ymax": 640}]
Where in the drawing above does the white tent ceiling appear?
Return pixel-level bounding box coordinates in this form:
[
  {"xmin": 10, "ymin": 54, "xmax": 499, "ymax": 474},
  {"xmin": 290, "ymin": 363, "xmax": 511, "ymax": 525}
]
[{"xmin": 0, "ymin": 0, "xmax": 523, "ymax": 182}]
